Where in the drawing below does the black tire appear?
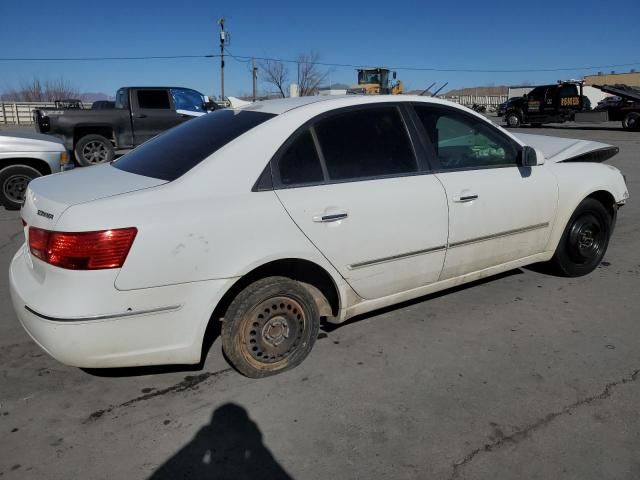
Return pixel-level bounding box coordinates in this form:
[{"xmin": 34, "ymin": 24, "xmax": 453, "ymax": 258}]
[
  {"xmin": 0, "ymin": 165, "xmax": 42, "ymax": 210},
  {"xmin": 221, "ymin": 276, "xmax": 320, "ymax": 378},
  {"xmin": 548, "ymin": 198, "xmax": 612, "ymax": 277},
  {"xmin": 622, "ymin": 112, "xmax": 640, "ymax": 131},
  {"xmin": 74, "ymin": 134, "xmax": 114, "ymax": 166},
  {"xmin": 505, "ymin": 112, "xmax": 522, "ymax": 128}
]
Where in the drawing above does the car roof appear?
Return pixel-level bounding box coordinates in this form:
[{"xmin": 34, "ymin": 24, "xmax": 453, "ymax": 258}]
[{"xmin": 233, "ymin": 94, "xmax": 457, "ymax": 115}]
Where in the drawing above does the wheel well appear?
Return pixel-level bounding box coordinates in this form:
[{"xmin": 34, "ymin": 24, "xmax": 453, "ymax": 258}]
[
  {"xmin": 200, "ymin": 258, "xmax": 341, "ymax": 362},
  {"xmin": 586, "ymin": 190, "xmax": 616, "ymax": 218},
  {"xmin": 74, "ymin": 127, "xmax": 114, "ymax": 147},
  {"xmin": 0, "ymin": 158, "xmax": 51, "ymax": 175},
  {"xmin": 217, "ymin": 259, "xmax": 340, "ymax": 321}
]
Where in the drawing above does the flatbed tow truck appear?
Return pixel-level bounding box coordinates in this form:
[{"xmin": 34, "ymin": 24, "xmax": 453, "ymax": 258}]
[{"xmin": 503, "ymin": 80, "xmax": 640, "ymax": 131}]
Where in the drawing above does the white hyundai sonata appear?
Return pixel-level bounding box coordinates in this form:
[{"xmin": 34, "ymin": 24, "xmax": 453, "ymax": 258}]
[{"xmin": 10, "ymin": 95, "xmax": 629, "ymax": 377}]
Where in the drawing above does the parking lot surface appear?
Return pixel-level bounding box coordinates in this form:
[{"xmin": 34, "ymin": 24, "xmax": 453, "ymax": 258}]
[{"xmin": 1, "ymin": 121, "xmax": 639, "ymax": 479}]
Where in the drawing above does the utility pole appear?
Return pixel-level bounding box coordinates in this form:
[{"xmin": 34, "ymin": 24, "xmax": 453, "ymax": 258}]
[
  {"xmin": 252, "ymin": 57, "xmax": 257, "ymax": 102},
  {"xmin": 218, "ymin": 17, "xmax": 226, "ymax": 101}
]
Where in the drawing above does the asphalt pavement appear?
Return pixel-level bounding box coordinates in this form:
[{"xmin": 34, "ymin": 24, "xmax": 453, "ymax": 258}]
[{"xmin": 1, "ymin": 120, "xmax": 639, "ymax": 479}]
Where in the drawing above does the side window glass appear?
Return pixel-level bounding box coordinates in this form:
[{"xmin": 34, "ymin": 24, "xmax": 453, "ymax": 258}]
[
  {"xmin": 115, "ymin": 89, "xmax": 128, "ymax": 110},
  {"xmin": 314, "ymin": 107, "xmax": 417, "ymax": 181},
  {"xmin": 278, "ymin": 130, "xmax": 324, "ymax": 186},
  {"xmin": 414, "ymin": 107, "xmax": 518, "ymax": 170},
  {"xmin": 171, "ymin": 88, "xmax": 205, "ymax": 112},
  {"xmin": 137, "ymin": 90, "xmax": 171, "ymax": 109}
]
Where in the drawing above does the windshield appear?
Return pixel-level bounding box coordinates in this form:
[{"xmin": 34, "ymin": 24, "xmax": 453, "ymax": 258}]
[
  {"xmin": 114, "ymin": 109, "xmax": 276, "ymax": 181},
  {"xmin": 358, "ymin": 70, "xmax": 389, "ymax": 86}
]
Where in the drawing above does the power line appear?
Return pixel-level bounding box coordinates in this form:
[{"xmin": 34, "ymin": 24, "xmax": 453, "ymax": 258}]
[
  {"xmin": 0, "ymin": 54, "xmax": 218, "ymax": 61},
  {"xmin": 1, "ymin": 51, "xmax": 639, "ymax": 74}
]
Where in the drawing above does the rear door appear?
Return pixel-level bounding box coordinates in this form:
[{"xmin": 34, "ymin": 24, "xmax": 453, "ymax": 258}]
[
  {"xmin": 411, "ymin": 104, "xmax": 557, "ymax": 279},
  {"xmin": 131, "ymin": 89, "xmax": 182, "ymax": 145},
  {"xmin": 274, "ymin": 104, "xmax": 449, "ymax": 300}
]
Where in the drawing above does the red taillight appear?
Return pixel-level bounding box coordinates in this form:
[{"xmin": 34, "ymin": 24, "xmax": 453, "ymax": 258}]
[{"xmin": 28, "ymin": 227, "xmax": 137, "ymax": 270}]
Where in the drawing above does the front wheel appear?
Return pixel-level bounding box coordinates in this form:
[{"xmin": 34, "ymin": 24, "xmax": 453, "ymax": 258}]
[
  {"xmin": 221, "ymin": 277, "xmax": 320, "ymax": 378},
  {"xmin": 74, "ymin": 134, "xmax": 114, "ymax": 166},
  {"xmin": 505, "ymin": 112, "xmax": 522, "ymax": 128},
  {"xmin": 548, "ymin": 198, "xmax": 612, "ymax": 277},
  {"xmin": 0, "ymin": 165, "xmax": 42, "ymax": 210}
]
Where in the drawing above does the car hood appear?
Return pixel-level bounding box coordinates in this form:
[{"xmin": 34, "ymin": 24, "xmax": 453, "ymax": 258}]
[
  {"xmin": 512, "ymin": 133, "xmax": 619, "ymax": 163},
  {"xmin": 22, "ymin": 164, "xmax": 167, "ymax": 229},
  {"xmin": 0, "ymin": 131, "xmax": 65, "ymax": 153}
]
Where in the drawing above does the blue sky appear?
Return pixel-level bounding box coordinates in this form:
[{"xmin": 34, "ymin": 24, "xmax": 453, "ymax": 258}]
[{"xmin": 1, "ymin": 0, "xmax": 639, "ymax": 97}]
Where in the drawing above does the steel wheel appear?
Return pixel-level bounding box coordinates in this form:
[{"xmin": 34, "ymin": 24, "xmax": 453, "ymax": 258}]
[
  {"xmin": 548, "ymin": 198, "xmax": 612, "ymax": 277},
  {"xmin": 240, "ymin": 296, "xmax": 310, "ymax": 367},
  {"xmin": 3, "ymin": 173, "xmax": 31, "ymax": 204},
  {"xmin": 566, "ymin": 213, "xmax": 605, "ymax": 265},
  {"xmin": 221, "ymin": 276, "xmax": 320, "ymax": 378}
]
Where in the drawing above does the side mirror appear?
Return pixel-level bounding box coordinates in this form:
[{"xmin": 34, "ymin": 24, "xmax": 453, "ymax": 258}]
[
  {"xmin": 520, "ymin": 146, "xmax": 544, "ymax": 166},
  {"xmin": 393, "ymin": 71, "xmax": 397, "ymax": 80},
  {"xmin": 204, "ymin": 100, "xmax": 217, "ymax": 111}
]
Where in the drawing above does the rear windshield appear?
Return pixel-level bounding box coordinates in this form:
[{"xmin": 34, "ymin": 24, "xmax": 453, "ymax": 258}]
[{"xmin": 113, "ymin": 109, "xmax": 276, "ymax": 181}]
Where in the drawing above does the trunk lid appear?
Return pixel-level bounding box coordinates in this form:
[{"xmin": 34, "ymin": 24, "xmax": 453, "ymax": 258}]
[
  {"xmin": 512, "ymin": 133, "xmax": 619, "ymax": 163},
  {"xmin": 22, "ymin": 164, "xmax": 166, "ymax": 229}
]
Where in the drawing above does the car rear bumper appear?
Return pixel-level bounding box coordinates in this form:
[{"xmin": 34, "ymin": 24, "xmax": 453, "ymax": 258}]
[{"xmin": 9, "ymin": 244, "xmax": 234, "ymax": 368}]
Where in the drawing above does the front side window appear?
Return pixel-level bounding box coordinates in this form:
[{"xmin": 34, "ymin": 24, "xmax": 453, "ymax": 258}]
[
  {"xmin": 414, "ymin": 106, "xmax": 518, "ymax": 170},
  {"xmin": 137, "ymin": 90, "xmax": 171, "ymax": 109},
  {"xmin": 313, "ymin": 106, "xmax": 417, "ymax": 181},
  {"xmin": 171, "ymin": 88, "xmax": 205, "ymax": 112},
  {"xmin": 114, "ymin": 109, "xmax": 275, "ymax": 181}
]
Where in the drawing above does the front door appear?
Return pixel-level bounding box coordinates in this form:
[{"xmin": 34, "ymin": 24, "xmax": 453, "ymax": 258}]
[
  {"xmin": 412, "ymin": 104, "xmax": 557, "ymax": 279},
  {"xmin": 131, "ymin": 89, "xmax": 182, "ymax": 146},
  {"xmin": 273, "ymin": 105, "xmax": 449, "ymax": 300}
]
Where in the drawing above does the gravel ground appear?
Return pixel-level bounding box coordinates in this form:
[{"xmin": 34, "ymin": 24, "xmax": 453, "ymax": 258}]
[{"xmin": 1, "ymin": 120, "xmax": 639, "ymax": 479}]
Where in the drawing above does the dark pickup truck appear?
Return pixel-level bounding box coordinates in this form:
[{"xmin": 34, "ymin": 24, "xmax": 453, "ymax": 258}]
[
  {"xmin": 34, "ymin": 86, "xmax": 217, "ymax": 165},
  {"xmin": 503, "ymin": 81, "xmax": 594, "ymax": 128}
]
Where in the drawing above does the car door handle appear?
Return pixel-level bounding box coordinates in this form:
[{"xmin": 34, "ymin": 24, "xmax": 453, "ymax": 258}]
[
  {"xmin": 453, "ymin": 194, "xmax": 478, "ymax": 203},
  {"xmin": 312, "ymin": 212, "xmax": 348, "ymax": 223},
  {"xmin": 134, "ymin": 113, "xmax": 147, "ymax": 118}
]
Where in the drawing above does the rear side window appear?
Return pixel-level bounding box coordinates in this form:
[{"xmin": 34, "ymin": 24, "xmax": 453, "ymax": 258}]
[
  {"xmin": 114, "ymin": 110, "xmax": 275, "ymax": 181},
  {"xmin": 137, "ymin": 90, "xmax": 171, "ymax": 109},
  {"xmin": 314, "ymin": 107, "xmax": 417, "ymax": 181},
  {"xmin": 278, "ymin": 130, "xmax": 324, "ymax": 185}
]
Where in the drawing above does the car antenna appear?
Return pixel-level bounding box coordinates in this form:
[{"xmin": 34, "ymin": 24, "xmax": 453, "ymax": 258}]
[
  {"xmin": 419, "ymin": 82, "xmax": 436, "ymax": 96},
  {"xmin": 431, "ymin": 82, "xmax": 448, "ymax": 97}
]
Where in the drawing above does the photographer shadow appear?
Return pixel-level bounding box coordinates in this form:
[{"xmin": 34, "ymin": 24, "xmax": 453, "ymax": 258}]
[{"xmin": 150, "ymin": 403, "xmax": 293, "ymax": 480}]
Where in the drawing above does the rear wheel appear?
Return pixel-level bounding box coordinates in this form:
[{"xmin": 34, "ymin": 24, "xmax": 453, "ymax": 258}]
[
  {"xmin": 0, "ymin": 165, "xmax": 41, "ymax": 210},
  {"xmin": 221, "ymin": 277, "xmax": 320, "ymax": 378},
  {"xmin": 548, "ymin": 198, "xmax": 612, "ymax": 277},
  {"xmin": 622, "ymin": 112, "xmax": 640, "ymax": 131},
  {"xmin": 74, "ymin": 134, "xmax": 114, "ymax": 166},
  {"xmin": 505, "ymin": 112, "xmax": 522, "ymax": 128}
]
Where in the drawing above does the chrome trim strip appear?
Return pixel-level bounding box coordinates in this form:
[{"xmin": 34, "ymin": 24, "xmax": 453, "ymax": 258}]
[
  {"xmin": 25, "ymin": 304, "xmax": 182, "ymax": 322},
  {"xmin": 448, "ymin": 222, "xmax": 550, "ymax": 248},
  {"xmin": 349, "ymin": 245, "xmax": 446, "ymax": 270}
]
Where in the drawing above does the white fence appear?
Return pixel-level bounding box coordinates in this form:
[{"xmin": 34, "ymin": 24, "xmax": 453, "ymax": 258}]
[
  {"xmin": 0, "ymin": 102, "xmax": 92, "ymax": 125},
  {"xmin": 439, "ymin": 95, "xmax": 508, "ymax": 108}
]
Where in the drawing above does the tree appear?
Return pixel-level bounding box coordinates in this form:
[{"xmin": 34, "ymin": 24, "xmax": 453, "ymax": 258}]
[
  {"xmin": 296, "ymin": 52, "xmax": 329, "ymax": 96},
  {"xmin": 259, "ymin": 59, "xmax": 289, "ymax": 98},
  {"xmin": 259, "ymin": 52, "xmax": 330, "ymax": 97},
  {"xmin": 1, "ymin": 77, "xmax": 81, "ymax": 101}
]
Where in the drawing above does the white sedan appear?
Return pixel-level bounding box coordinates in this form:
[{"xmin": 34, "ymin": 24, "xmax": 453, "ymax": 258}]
[{"xmin": 10, "ymin": 95, "xmax": 629, "ymax": 377}]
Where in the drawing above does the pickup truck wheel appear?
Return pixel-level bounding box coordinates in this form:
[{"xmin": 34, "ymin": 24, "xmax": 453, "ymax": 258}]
[
  {"xmin": 74, "ymin": 134, "xmax": 114, "ymax": 166},
  {"xmin": 548, "ymin": 198, "xmax": 612, "ymax": 277},
  {"xmin": 221, "ymin": 276, "xmax": 320, "ymax": 378},
  {"xmin": 0, "ymin": 165, "xmax": 41, "ymax": 210},
  {"xmin": 622, "ymin": 112, "xmax": 640, "ymax": 131},
  {"xmin": 505, "ymin": 112, "xmax": 521, "ymax": 128}
]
